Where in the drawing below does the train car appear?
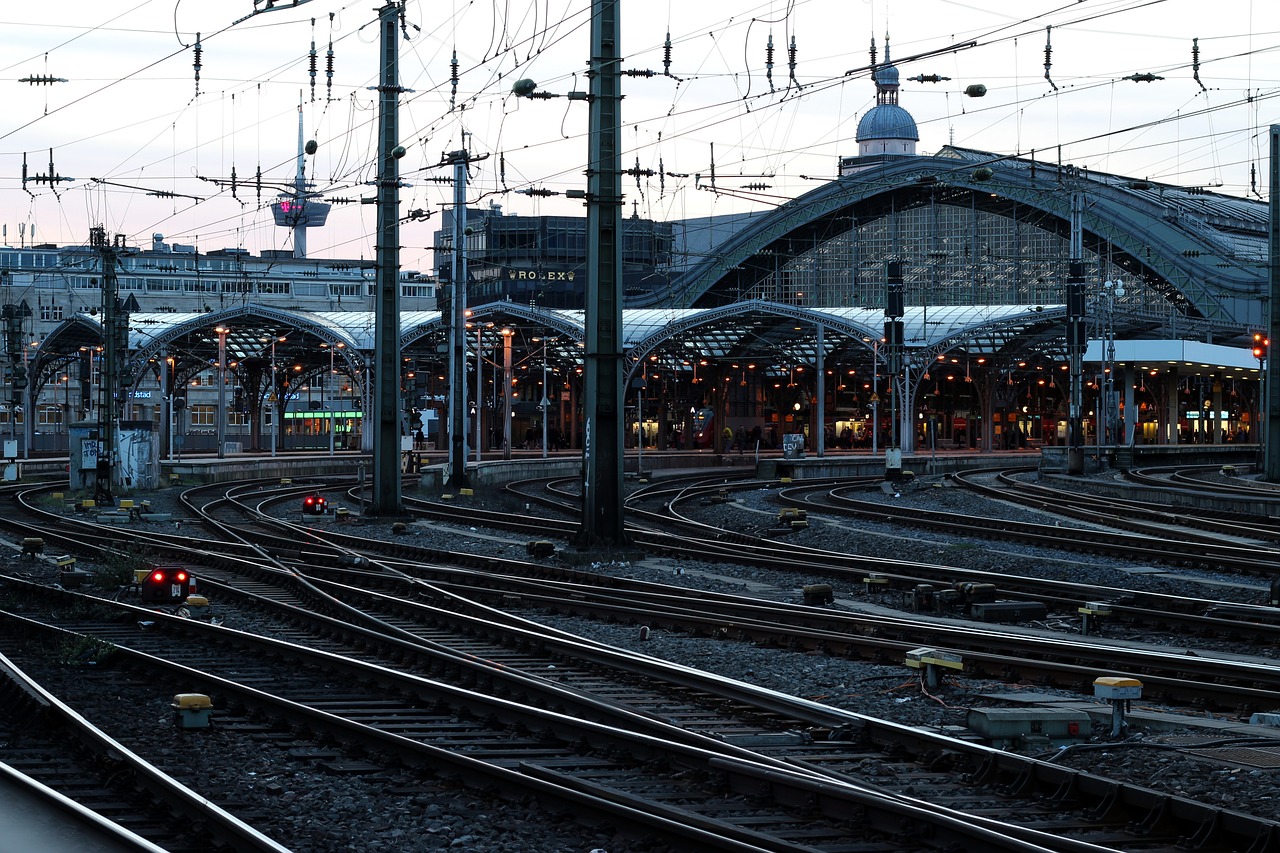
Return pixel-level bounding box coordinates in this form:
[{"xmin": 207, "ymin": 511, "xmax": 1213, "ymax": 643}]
[
  {"xmin": 691, "ymin": 408, "xmax": 774, "ymax": 450},
  {"xmin": 691, "ymin": 407, "xmax": 716, "ymax": 448}
]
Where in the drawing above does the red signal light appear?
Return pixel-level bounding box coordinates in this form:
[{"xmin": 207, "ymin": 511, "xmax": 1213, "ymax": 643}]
[{"xmin": 141, "ymin": 566, "xmax": 191, "ymax": 604}]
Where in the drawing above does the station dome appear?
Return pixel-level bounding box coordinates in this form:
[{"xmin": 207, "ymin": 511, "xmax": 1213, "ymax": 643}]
[{"xmin": 854, "ymin": 36, "xmax": 918, "ymax": 158}]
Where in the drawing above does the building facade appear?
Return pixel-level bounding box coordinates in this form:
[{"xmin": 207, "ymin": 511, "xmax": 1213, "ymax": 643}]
[{"xmin": 1, "ymin": 235, "xmax": 437, "ymax": 452}]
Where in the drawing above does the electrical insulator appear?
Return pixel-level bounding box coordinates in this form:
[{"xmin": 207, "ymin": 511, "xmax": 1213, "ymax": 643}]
[
  {"xmin": 450, "ymin": 49, "xmax": 459, "ymax": 109},
  {"xmin": 766, "ymin": 33, "xmax": 775, "ymax": 91},
  {"xmin": 193, "ymin": 33, "xmax": 202, "ymax": 96},
  {"xmin": 326, "ymin": 43, "xmax": 335, "ymax": 99},
  {"xmin": 326, "ymin": 12, "xmax": 336, "ymax": 101},
  {"xmin": 309, "ymin": 38, "xmax": 318, "ymax": 100}
]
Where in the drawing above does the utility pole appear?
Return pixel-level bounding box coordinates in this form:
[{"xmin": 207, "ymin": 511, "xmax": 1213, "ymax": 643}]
[
  {"xmin": 1066, "ymin": 192, "xmax": 1086, "ymax": 475},
  {"xmin": 578, "ymin": 0, "xmax": 627, "ymax": 547},
  {"xmin": 370, "ymin": 0, "xmax": 407, "ymax": 516},
  {"xmin": 442, "ymin": 146, "xmax": 488, "ymax": 488},
  {"xmin": 884, "ymin": 261, "xmax": 904, "ymax": 480},
  {"xmin": 1266, "ymin": 125, "xmax": 1280, "ymax": 481},
  {"xmin": 90, "ymin": 227, "xmax": 132, "ymax": 503}
]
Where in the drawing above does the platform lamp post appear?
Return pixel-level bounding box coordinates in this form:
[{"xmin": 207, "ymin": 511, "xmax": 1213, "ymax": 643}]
[
  {"xmin": 1102, "ymin": 279, "xmax": 1125, "ymax": 447},
  {"xmin": 478, "ymin": 325, "xmax": 485, "ymax": 463},
  {"xmin": 1255, "ymin": 333, "xmax": 1270, "ymax": 451},
  {"xmin": 884, "ymin": 262, "xmax": 904, "ymax": 480},
  {"xmin": 263, "ymin": 335, "xmax": 286, "ymax": 457},
  {"xmin": 500, "ymin": 327, "xmax": 514, "ymax": 461},
  {"xmin": 472, "ymin": 319, "xmax": 493, "ymax": 465},
  {"xmin": 864, "ymin": 336, "xmax": 881, "ymax": 456},
  {"xmin": 631, "ymin": 375, "xmax": 647, "ymax": 476},
  {"xmin": 533, "ymin": 336, "xmax": 554, "ymax": 458},
  {"xmin": 162, "ymin": 356, "xmax": 173, "ymax": 462},
  {"xmin": 215, "ymin": 326, "xmax": 229, "ymax": 459},
  {"xmin": 61, "ymin": 372, "xmax": 69, "ymax": 449},
  {"xmin": 321, "ymin": 342, "xmax": 344, "ymax": 456}
]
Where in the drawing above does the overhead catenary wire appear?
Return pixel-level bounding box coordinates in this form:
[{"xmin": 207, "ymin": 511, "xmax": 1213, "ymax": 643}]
[{"xmin": 4, "ymin": 0, "xmax": 1276, "ymax": 267}]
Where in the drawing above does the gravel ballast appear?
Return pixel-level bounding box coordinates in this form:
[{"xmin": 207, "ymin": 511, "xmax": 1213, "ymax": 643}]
[{"xmin": 6, "ymin": 469, "xmax": 1280, "ymax": 850}]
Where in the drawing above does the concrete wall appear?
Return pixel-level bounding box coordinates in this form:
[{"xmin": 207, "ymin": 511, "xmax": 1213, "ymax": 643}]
[
  {"xmin": 760, "ymin": 453, "xmax": 1032, "ymax": 480},
  {"xmin": 416, "ymin": 451, "xmax": 734, "ymax": 490},
  {"xmin": 162, "ymin": 456, "xmax": 370, "ymax": 485},
  {"xmin": 1041, "ymin": 444, "xmax": 1259, "ymax": 473}
]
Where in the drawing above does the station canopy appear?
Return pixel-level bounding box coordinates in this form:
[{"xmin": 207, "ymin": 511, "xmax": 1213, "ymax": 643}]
[{"xmin": 29, "ymin": 298, "xmax": 1174, "ymax": 394}]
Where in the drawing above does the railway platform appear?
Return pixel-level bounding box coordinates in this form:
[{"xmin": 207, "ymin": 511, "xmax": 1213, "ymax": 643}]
[{"xmin": 0, "ymin": 761, "xmax": 167, "ymax": 853}]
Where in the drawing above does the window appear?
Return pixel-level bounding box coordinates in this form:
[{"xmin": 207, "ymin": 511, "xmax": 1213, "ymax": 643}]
[
  {"xmin": 148, "ymin": 278, "xmax": 182, "ymax": 292},
  {"xmin": 258, "ymin": 280, "xmax": 290, "ymax": 295},
  {"xmin": 189, "ymin": 404, "xmax": 215, "ymax": 427},
  {"xmin": 402, "ymin": 283, "xmax": 434, "ymax": 298},
  {"xmin": 39, "ymin": 304, "xmax": 64, "ymax": 322},
  {"xmin": 38, "ymin": 405, "xmax": 63, "ymax": 427}
]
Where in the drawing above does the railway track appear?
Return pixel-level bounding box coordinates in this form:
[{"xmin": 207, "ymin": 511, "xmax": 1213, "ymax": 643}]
[
  {"xmin": 23, "ymin": 473, "xmax": 1280, "ymax": 708},
  {"xmin": 8, "ymin": 563, "xmax": 1280, "ymax": 852},
  {"xmin": 953, "ymin": 467, "xmax": 1280, "ymax": 548},
  {"xmin": 12, "ymin": 471, "xmax": 1280, "ymax": 849},
  {"xmin": 0, "ymin": 640, "xmax": 289, "ymax": 853}
]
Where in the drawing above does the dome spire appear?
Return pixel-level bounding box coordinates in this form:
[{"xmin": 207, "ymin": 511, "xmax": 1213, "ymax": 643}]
[{"xmin": 852, "ymin": 27, "xmax": 918, "ymax": 161}]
